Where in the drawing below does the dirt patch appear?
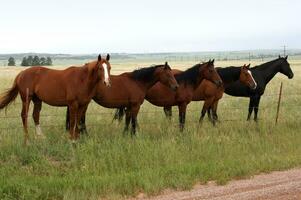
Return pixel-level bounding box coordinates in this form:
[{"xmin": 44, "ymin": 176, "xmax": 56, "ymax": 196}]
[{"xmin": 136, "ymin": 168, "xmax": 301, "ymax": 200}]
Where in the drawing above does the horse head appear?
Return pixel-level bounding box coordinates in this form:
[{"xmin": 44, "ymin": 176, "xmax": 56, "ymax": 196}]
[
  {"xmin": 156, "ymin": 62, "xmax": 179, "ymax": 91},
  {"xmin": 278, "ymin": 55, "xmax": 294, "ymax": 79},
  {"xmin": 200, "ymin": 59, "xmax": 222, "ymax": 87},
  {"xmin": 94, "ymin": 54, "xmax": 111, "ymax": 87},
  {"xmin": 240, "ymin": 64, "xmax": 257, "ymax": 90}
]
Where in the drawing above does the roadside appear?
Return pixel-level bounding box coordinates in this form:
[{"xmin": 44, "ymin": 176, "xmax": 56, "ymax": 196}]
[{"xmin": 137, "ymin": 168, "xmax": 301, "ymax": 200}]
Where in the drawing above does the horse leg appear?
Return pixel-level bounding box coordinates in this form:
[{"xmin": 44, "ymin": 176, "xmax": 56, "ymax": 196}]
[
  {"xmin": 78, "ymin": 105, "xmax": 88, "ymax": 135},
  {"xmin": 21, "ymin": 98, "xmax": 31, "ymax": 145},
  {"xmin": 163, "ymin": 106, "xmax": 172, "ymax": 120},
  {"xmin": 207, "ymin": 106, "xmax": 213, "ymax": 122},
  {"xmin": 199, "ymin": 99, "xmax": 211, "ymax": 123},
  {"xmin": 66, "ymin": 106, "xmax": 70, "ymax": 131},
  {"xmin": 253, "ymin": 96, "xmax": 261, "ymax": 122},
  {"xmin": 68, "ymin": 103, "xmax": 79, "ymax": 141},
  {"xmin": 123, "ymin": 108, "xmax": 131, "ymax": 133},
  {"xmin": 113, "ymin": 108, "xmax": 125, "ymax": 123},
  {"xmin": 130, "ymin": 105, "xmax": 140, "ymax": 136},
  {"xmin": 178, "ymin": 103, "xmax": 187, "ymax": 132},
  {"xmin": 32, "ymin": 98, "xmax": 45, "ymax": 138},
  {"xmin": 118, "ymin": 107, "xmax": 125, "ymax": 122},
  {"xmin": 247, "ymin": 97, "xmax": 255, "ymax": 121},
  {"xmin": 211, "ymin": 101, "xmax": 219, "ymax": 125}
]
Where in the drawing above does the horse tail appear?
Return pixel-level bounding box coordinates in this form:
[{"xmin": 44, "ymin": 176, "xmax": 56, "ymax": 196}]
[
  {"xmin": 0, "ymin": 76, "xmax": 19, "ymax": 110},
  {"xmin": 112, "ymin": 107, "xmax": 125, "ymax": 122}
]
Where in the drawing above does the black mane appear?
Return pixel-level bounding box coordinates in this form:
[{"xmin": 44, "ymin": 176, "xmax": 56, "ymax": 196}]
[
  {"xmin": 132, "ymin": 65, "xmax": 163, "ymax": 81},
  {"xmin": 217, "ymin": 66, "xmax": 241, "ymax": 83},
  {"xmin": 252, "ymin": 58, "xmax": 282, "ymax": 70},
  {"xmin": 175, "ymin": 63, "xmax": 201, "ymax": 85}
]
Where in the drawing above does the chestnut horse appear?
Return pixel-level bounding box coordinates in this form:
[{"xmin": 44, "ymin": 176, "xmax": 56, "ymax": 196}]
[
  {"xmin": 66, "ymin": 62, "xmax": 179, "ymax": 135},
  {"xmin": 0, "ymin": 54, "xmax": 111, "ymax": 144},
  {"xmin": 114, "ymin": 60, "xmax": 222, "ymax": 131}
]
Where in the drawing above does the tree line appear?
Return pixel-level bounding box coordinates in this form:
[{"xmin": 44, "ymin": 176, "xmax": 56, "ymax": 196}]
[{"xmin": 7, "ymin": 56, "xmax": 53, "ymax": 66}]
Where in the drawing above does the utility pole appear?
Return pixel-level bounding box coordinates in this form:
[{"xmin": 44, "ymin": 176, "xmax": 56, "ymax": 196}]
[{"xmin": 281, "ymin": 45, "xmax": 287, "ymax": 56}]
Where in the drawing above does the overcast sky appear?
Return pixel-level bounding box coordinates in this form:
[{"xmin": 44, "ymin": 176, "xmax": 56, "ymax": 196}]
[{"xmin": 0, "ymin": 0, "xmax": 300, "ymax": 54}]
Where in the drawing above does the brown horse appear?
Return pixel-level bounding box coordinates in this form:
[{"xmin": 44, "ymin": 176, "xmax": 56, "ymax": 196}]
[
  {"xmin": 66, "ymin": 62, "xmax": 179, "ymax": 135},
  {"xmin": 0, "ymin": 54, "xmax": 111, "ymax": 144},
  {"xmin": 163, "ymin": 64, "xmax": 257, "ymax": 125},
  {"xmin": 139, "ymin": 60, "xmax": 222, "ymax": 131}
]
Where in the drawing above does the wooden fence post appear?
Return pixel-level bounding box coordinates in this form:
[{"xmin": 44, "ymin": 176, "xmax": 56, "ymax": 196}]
[{"xmin": 275, "ymin": 82, "xmax": 283, "ymax": 124}]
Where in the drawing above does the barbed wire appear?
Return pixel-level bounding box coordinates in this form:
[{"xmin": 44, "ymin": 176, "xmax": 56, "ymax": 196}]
[{"xmin": 0, "ymin": 90, "xmax": 300, "ymax": 131}]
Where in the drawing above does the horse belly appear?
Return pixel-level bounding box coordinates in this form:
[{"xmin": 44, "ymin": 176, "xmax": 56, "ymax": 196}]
[
  {"xmin": 146, "ymin": 90, "xmax": 175, "ymax": 107},
  {"xmin": 34, "ymin": 82, "xmax": 67, "ymax": 106}
]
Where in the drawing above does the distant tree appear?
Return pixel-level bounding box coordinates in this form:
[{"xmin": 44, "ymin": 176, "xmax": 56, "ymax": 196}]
[
  {"xmin": 32, "ymin": 56, "xmax": 40, "ymax": 66},
  {"xmin": 27, "ymin": 56, "xmax": 33, "ymax": 66},
  {"xmin": 40, "ymin": 57, "xmax": 46, "ymax": 65},
  {"xmin": 46, "ymin": 57, "xmax": 52, "ymax": 65},
  {"xmin": 21, "ymin": 57, "xmax": 29, "ymax": 66},
  {"xmin": 8, "ymin": 57, "xmax": 16, "ymax": 66}
]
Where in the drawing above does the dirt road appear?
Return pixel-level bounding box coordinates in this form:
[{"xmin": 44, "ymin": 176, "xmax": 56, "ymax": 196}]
[{"xmin": 141, "ymin": 168, "xmax": 301, "ymax": 200}]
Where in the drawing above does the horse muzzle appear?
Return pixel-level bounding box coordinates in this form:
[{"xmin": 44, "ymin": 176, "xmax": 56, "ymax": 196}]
[
  {"xmin": 214, "ymin": 80, "xmax": 223, "ymax": 87},
  {"xmin": 250, "ymin": 82, "xmax": 257, "ymax": 90},
  {"xmin": 104, "ymin": 80, "xmax": 111, "ymax": 87},
  {"xmin": 171, "ymin": 84, "xmax": 179, "ymax": 91},
  {"xmin": 288, "ymin": 73, "xmax": 294, "ymax": 79}
]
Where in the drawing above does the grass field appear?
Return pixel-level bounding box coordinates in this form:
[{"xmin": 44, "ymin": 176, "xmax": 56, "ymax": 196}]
[{"xmin": 0, "ymin": 57, "xmax": 300, "ymax": 200}]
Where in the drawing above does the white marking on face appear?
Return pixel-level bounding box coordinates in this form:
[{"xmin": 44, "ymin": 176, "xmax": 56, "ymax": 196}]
[
  {"xmin": 102, "ymin": 62, "xmax": 109, "ymax": 85},
  {"xmin": 248, "ymin": 70, "xmax": 257, "ymax": 89}
]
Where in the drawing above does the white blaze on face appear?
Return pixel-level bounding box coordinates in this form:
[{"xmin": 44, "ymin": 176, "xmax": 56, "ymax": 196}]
[
  {"xmin": 102, "ymin": 62, "xmax": 109, "ymax": 85},
  {"xmin": 248, "ymin": 70, "xmax": 257, "ymax": 89}
]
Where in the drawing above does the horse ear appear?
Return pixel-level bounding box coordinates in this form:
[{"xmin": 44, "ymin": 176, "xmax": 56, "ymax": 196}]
[
  {"xmin": 98, "ymin": 54, "xmax": 102, "ymax": 61},
  {"xmin": 106, "ymin": 54, "xmax": 110, "ymax": 61},
  {"xmin": 211, "ymin": 59, "xmax": 215, "ymax": 64},
  {"xmin": 278, "ymin": 55, "xmax": 281, "ymax": 59},
  {"xmin": 247, "ymin": 63, "xmax": 251, "ymax": 68},
  {"xmin": 285, "ymin": 55, "xmax": 288, "ymax": 60}
]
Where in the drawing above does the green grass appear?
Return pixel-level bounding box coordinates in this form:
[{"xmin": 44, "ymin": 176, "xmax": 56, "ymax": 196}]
[{"xmin": 0, "ymin": 58, "xmax": 301, "ymax": 199}]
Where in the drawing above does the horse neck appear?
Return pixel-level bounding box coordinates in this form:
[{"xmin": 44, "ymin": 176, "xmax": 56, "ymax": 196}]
[
  {"xmin": 85, "ymin": 64, "xmax": 100, "ymax": 92},
  {"xmin": 131, "ymin": 72, "xmax": 159, "ymax": 92},
  {"xmin": 175, "ymin": 71, "xmax": 201, "ymax": 90},
  {"xmin": 256, "ymin": 60, "xmax": 281, "ymax": 84},
  {"xmin": 218, "ymin": 67, "xmax": 240, "ymax": 88}
]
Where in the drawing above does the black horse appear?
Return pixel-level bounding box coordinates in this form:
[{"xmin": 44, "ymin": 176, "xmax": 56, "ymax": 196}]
[{"xmin": 224, "ymin": 56, "xmax": 293, "ymax": 121}]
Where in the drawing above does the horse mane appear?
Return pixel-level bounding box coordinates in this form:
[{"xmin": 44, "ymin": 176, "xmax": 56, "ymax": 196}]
[
  {"xmin": 131, "ymin": 65, "xmax": 163, "ymax": 81},
  {"xmin": 84, "ymin": 60, "xmax": 98, "ymax": 68},
  {"xmin": 252, "ymin": 58, "xmax": 282, "ymax": 70},
  {"xmin": 175, "ymin": 63, "xmax": 201, "ymax": 85},
  {"xmin": 217, "ymin": 66, "xmax": 240, "ymax": 82}
]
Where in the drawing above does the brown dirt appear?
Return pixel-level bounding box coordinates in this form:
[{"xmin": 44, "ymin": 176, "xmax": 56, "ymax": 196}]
[{"xmin": 135, "ymin": 168, "xmax": 301, "ymax": 200}]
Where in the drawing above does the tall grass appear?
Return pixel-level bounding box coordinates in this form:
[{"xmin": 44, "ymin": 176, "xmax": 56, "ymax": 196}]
[{"xmin": 0, "ymin": 59, "xmax": 300, "ymax": 199}]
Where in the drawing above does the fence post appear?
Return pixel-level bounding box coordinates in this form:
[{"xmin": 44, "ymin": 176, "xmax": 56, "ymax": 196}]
[{"xmin": 275, "ymin": 82, "xmax": 283, "ymax": 125}]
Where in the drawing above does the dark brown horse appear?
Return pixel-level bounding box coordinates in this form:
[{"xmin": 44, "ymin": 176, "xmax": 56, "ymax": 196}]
[
  {"xmin": 0, "ymin": 54, "xmax": 111, "ymax": 144},
  {"xmin": 163, "ymin": 64, "xmax": 257, "ymax": 125},
  {"xmin": 66, "ymin": 62, "xmax": 179, "ymax": 135},
  {"xmin": 141, "ymin": 60, "xmax": 222, "ymax": 131}
]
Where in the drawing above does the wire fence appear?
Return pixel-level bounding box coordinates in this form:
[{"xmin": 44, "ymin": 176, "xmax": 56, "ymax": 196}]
[{"xmin": 0, "ymin": 85, "xmax": 300, "ymax": 132}]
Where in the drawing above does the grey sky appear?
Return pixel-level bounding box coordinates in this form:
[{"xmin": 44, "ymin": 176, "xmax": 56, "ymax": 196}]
[{"xmin": 0, "ymin": 0, "xmax": 300, "ymax": 54}]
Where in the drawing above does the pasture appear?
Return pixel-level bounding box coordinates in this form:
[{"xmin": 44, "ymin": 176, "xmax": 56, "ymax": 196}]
[{"xmin": 0, "ymin": 57, "xmax": 301, "ymax": 199}]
